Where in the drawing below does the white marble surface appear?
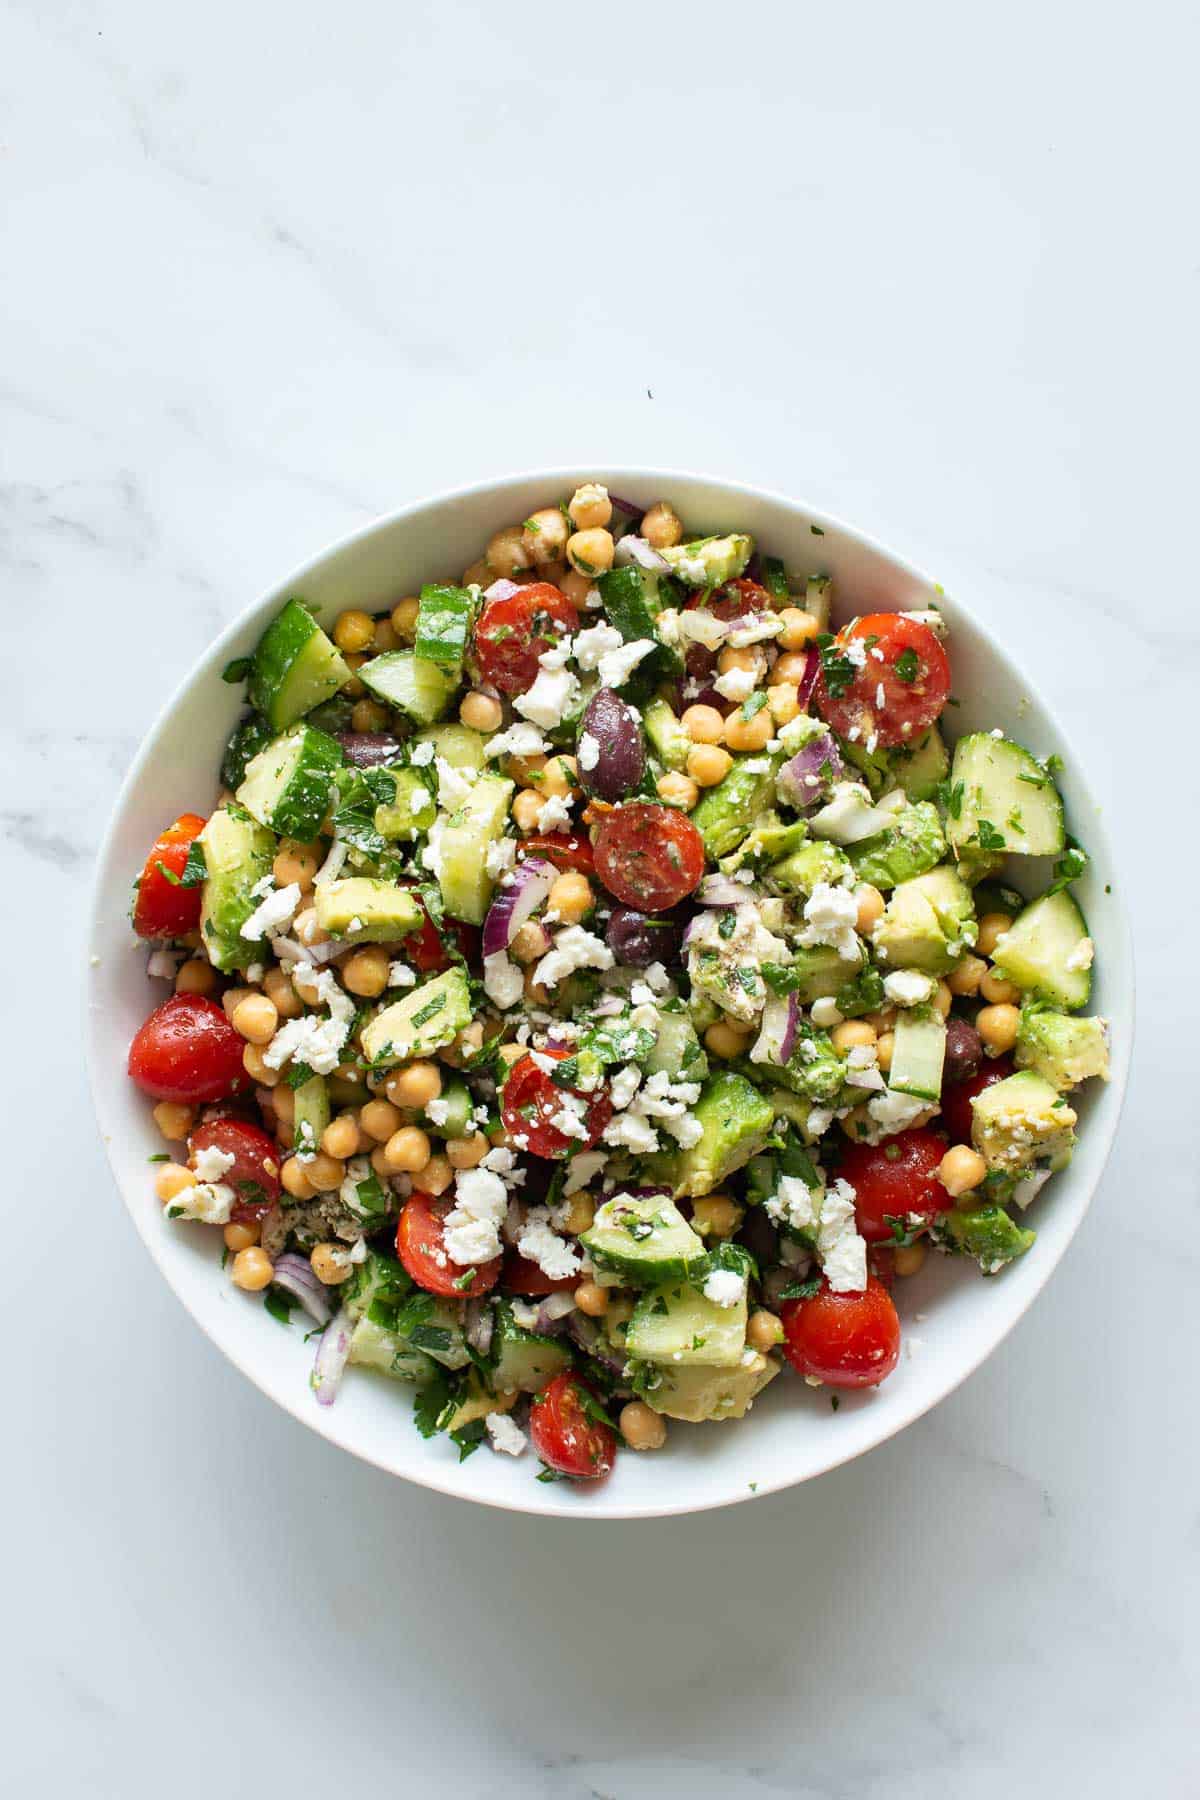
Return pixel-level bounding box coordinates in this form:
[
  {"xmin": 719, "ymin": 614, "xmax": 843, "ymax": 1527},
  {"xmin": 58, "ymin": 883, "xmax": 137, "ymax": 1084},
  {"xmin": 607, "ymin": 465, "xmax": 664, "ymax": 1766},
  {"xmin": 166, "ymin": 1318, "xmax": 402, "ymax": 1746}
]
[{"xmin": 5, "ymin": 1, "xmax": 1194, "ymax": 1792}]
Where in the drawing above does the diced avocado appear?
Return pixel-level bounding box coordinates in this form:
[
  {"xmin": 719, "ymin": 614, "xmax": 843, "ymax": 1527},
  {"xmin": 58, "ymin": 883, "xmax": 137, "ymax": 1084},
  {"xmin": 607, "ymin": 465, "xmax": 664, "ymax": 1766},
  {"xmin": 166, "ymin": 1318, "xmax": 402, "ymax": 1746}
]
[
  {"xmin": 768, "ymin": 838, "xmax": 852, "ymax": 896},
  {"xmin": 872, "ymin": 866, "xmax": 975, "ymax": 975},
  {"xmin": 970, "ymin": 1069, "xmax": 1077, "ymax": 1174},
  {"xmin": 581, "ymin": 1194, "xmax": 708, "ymax": 1286},
  {"xmin": 642, "ymin": 1005, "xmax": 708, "ymax": 1083},
  {"xmin": 437, "ymin": 772, "xmax": 514, "ymax": 926},
  {"xmin": 313, "ymin": 877, "xmax": 424, "ymax": 942},
  {"xmin": 249, "ymin": 599, "xmax": 352, "ymax": 732},
  {"xmin": 942, "ymin": 1203, "xmax": 1036, "ymax": 1271},
  {"xmin": 647, "ymin": 1070, "xmax": 775, "ymax": 1199},
  {"xmin": 786, "ymin": 943, "xmax": 866, "ymax": 1004},
  {"xmin": 745, "ymin": 1018, "xmax": 845, "ymax": 1105},
  {"xmin": 1015, "ymin": 1007, "xmax": 1110, "ymax": 1091},
  {"xmin": 721, "ymin": 813, "xmax": 809, "ymax": 875},
  {"xmin": 633, "ymin": 1350, "xmax": 779, "ymax": 1422},
  {"xmin": 414, "ymin": 583, "xmax": 476, "ymax": 674},
  {"xmin": 292, "ymin": 1073, "xmax": 330, "ymax": 1158},
  {"xmin": 221, "ymin": 712, "xmax": 275, "ymax": 792},
  {"xmin": 236, "ymin": 723, "xmax": 343, "ymax": 841},
  {"xmin": 642, "ymin": 696, "xmax": 692, "ymax": 772},
  {"xmin": 347, "ymin": 1316, "xmax": 437, "ymax": 1384},
  {"xmin": 990, "ymin": 889, "xmax": 1093, "ymax": 1011},
  {"xmin": 887, "ymin": 1007, "xmax": 946, "ymax": 1102},
  {"xmin": 359, "ymin": 651, "xmax": 457, "ymax": 725},
  {"xmin": 691, "ymin": 751, "xmax": 785, "ymax": 859},
  {"xmin": 372, "ymin": 1289, "xmax": 469, "ymax": 1370},
  {"xmin": 413, "ymin": 722, "xmax": 487, "ymax": 771},
  {"xmin": 808, "ymin": 783, "xmax": 908, "ymax": 846},
  {"xmin": 946, "ymin": 733, "xmax": 1066, "ymax": 860},
  {"xmin": 659, "ymin": 533, "xmax": 754, "ymax": 587},
  {"xmin": 197, "ymin": 807, "xmax": 276, "ymax": 973},
  {"xmin": 685, "ymin": 902, "xmax": 792, "ymax": 1023},
  {"xmin": 489, "ymin": 1301, "xmax": 573, "ymax": 1392},
  {"xmin": 626, "ymin": 1273, "xmax": 748, "ymax": 1368},
  {"xmin": 374, "ymin": 767, "xmax": 437, "ymax": 842},
  {"xmin": 847, "ymin": 801, "xmax": 947, "ymax": 890},
  {"xmin": 361, "ymin": 966, "xmax": 473, "ymax": 1066},
  {"xmin": 844, "ymin": 725, "xmax": 948, "ymax": 802}
]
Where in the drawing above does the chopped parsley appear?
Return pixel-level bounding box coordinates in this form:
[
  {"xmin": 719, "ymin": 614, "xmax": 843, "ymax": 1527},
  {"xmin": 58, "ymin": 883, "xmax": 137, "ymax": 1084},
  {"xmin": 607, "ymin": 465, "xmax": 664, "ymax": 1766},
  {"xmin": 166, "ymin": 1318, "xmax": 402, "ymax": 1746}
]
[{"xmin": 893, "ymin": 646, "xmax": 920, "ymax": 683}]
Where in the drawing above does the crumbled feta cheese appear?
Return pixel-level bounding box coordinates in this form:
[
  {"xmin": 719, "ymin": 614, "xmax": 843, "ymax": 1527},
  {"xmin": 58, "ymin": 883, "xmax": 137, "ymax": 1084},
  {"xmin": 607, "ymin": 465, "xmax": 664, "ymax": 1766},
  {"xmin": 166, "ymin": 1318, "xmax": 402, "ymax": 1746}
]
[
  {"xmin": 388, "ymin": 960, "xmax": 418, "ymax": 989},
  {"xmin": 517, "ymin": 1206, "xmax": 582, "ymax": 1279},
  {"xmin": 535, "ymin": 792, "xmax": 574, "ymax": 833},
  {"xmin": 602, "ymin": 1111, "xmax": 660, "ymax": 1153},
  {"xmin": 484, "ymin": 722, "xmax": 548, "ymax": 761},
  {"xmin": 844, "ymin": 638, "xmax": 869, "ymax": 669},
  {"xmin": 866, "ymin": 1088, "xmax": 929, "ymax": 1138},
  {"xmin": 765, "ymin": 1172, "xmax": 821, "ymax": 1236},
  {"xmin": 577, "ymin": 732, "xmax": 601, "ymax": 772},
  {"xmin": 240, "ymin": 882, "xmax": 302, "ymax": 943},
  {"xmin": 486, "ymin": 1412, "xmax": 527, "ymax": 1457},
  {"xmin": 817, "ymin": 1176, "xmax": 867, "ymax": 1293},
  {"xmin": 799, "ymin": 882, "xmax": 861, "ymax": 961},
  {"xmin": 484, "ymin": 950, "xmax": 524, "ymax": 1010},
  {"xmin": 810, "ymin": 996, "xmax": 844, "ymax": 1028},
  {"xmin": 565, "ymin": 1150, "xmax": 608, "ymax": 1193},
  {"xmin": 409, "ymin": 739, "xmax": 436, "ymax": 766},
  {"xmin": 727, "ymin": 614, "xmax": 784, "ymax": 646},
  {"xmin": 597, "ymin": 638, "xmax": 656, "ymax": 689},
  {"xmin": 572, "ymin": 621, "xmax": 624, "ymax": 670},
  {"xmin": 883, "ymin": 969, "xmax": 938, "ymax": 1007},
  {"xmin": 644, "ymin": 961, "xmax": 671, "ymax": 993},
  {"xmin": 537, "ymin": 635, "xmax": 574, "ymax": 672},
  {"xmin": 549, "ymin": 1096, "xmax": 592, "ymax": 1141},
  {"xmin": 1065, "ymin": 936, "xmax": 1094, "ymax": 973},
  {"xmin": 533, "ymin": 925, "xmax": 614, "ymax": 989},
  {"xmin": 442, "ymin": 1166, "xmax": 509, "ymax": 1265},
  {"xmin": 485, "ymin": 835, "xmax": 517, "ymax": 879},
  {"xmin": 424, "ymin": 1096, "xmax": 451, "ymax": 1126},
  {"xmin": 436, "ymin": 756, "xmax": 476, "ymax": 811},
  {"xmin": 191, "ymin": 1143, "xmax": 236, "ymax": 1184},
  {"xmin": 713, "ymin": 666, "xmax": 758, "ymax": 703},
  {"xmin": 677, "ymin": 609, "xmax": 729, "ymax": 651},
  {"xmin": 608, "ymin": 1066, "xmax": 642, "ymax": 1111},
  {"xmin": 166, "ymin": 1181, "xmax": 235, "ymax": 1225},
  {"xmin": 514, "ymin": 665, "xmax": 581, "ymax": 730},
  {"xmin": 703, "ymin": 1269, "xmax": 746, "ymax": 1308}
]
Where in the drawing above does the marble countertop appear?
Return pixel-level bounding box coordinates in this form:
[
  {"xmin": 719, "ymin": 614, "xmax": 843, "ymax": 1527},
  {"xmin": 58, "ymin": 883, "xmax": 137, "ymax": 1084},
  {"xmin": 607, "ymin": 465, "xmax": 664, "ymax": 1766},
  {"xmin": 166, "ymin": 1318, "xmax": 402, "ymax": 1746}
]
[{"xmin": 6, "ymin": 2, "xmax": 1193, "ymax": 1793}]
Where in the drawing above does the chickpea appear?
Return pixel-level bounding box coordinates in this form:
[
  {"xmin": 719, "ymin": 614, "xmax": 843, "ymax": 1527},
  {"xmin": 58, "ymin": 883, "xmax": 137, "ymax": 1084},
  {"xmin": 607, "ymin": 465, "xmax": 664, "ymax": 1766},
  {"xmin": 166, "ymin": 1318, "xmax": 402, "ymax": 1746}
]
[
  {"xmin": 717, "ymin": 645, "xmax": 761, "ymax": 676},
  {"xmin": 976, "ymin": 912, "xmax": 1014, "ymax": 958},
  {"xmin": 947, "ymin": 954, "xmax": 987, "ymax": 997},
  {"xmin": 232, "ymin": 993, "xmax": 279, "ymax": 1045},
  {"xmin": 855, "ymin": 884, "xmax": 885, "ymax": 935},
  {"xmin": 932, "ymin": 982, "xmax": 953, "ymax": 1019},
  {"xmin": 222, "ymin": 985, "xmax": 254, "ymax": 1020},
  {"xmin": 242, "ymin": 1043, "xmax": 278, "ymax": 1087},
  {"xmin": 486, "ymin": 525, "xmax": 534, "ymax": 576},
  {"xmin": 977, "ymin": 1003, "xmax": 1019, "ymax": 1055},
  {"xmin": 342, "ymin": 946, "xmax": 391, "ymax": 999},
  {"xmin": 704, "ymin": 1020, "xmax": 751, "ymax": 1060},
  {"xmin": 777, "ymin": 607, "xmax": 820, "ymax": 650},
  {"xmin": 681, "ymin": 703, "xmax": 725, "ymax": 744},
  {"xmin": 333, "ymin": 608, "xmax": 375, "ymax": 654},
  {"xmin": 832, "ymin": 1020, "xmax": 877, "ymax": 1053},
  {"xmin": 259, "ymin": 967, "xmax": 300, "ymax": 1020},
  {"xmin": 687, "ymin": 744, "xmax": 733, "ymax": 788},
  {"xmin": 368, "ymin": 1145, "xmax": 391, "ymax": 1177},
  {"xmin": 875, "ymin": 1030, "xmax": 895, "ymax": 1073},
  {"xmin": 341, "ymin": 658, "xmax": 365, "ymax": 699},
  {"xmin": 893, "ymin": 1242, "xmax": 928, "ymax": 1277},
  {"xmin": 512, "ymin": 789, "xmax": 544, "ymax": 834},
  {"xmin": 574, "ymin": 1279, "xmax": 609, "ymax": 1318},
  {"xmin": 304, "ymin": 1153, "xmax": 345, "ymax": 1193},
  {"xmin": 566, "ymin": 527, "xmax": 615, "ymax": 577},
  {"xmin": 767, "ymin": 684, "xmax": 801, "ymax": 725},
  {"xmin": 311, "ymin": 1242, "xmax": 353, "ymax": 1286},
  {"xmin": 548, "ymin": 870, "xmax": 593, "ymax": 924},
  {"xmin": 293, "ymin": 908, "xmax": 331, "ymax": 949},
  {"xmin": 657, "ymin": 771, "xmax": 700, "ymax": 810},
  {"xmin": 385, "ymin": 1061, "xmax": 442, "ymax": 1110},
  {"xmin": 863, "ymin": 1007, "xmax": 898, "ymax": 1034},
  {"xmin": 281, "ymin": 1156, "xmax": 316, "ymax": 1200},
  {"xmin": 460, "ymin": 690, "xmax": 503, "ymax": 734},
  {"xmin": 567, "ymin": 482, "xmax": 612, "ymax": 530},
  {"xmin": 559, "ymin": 568, "xmax": 595, "ymax": 607},
  {"xmin": 938, "ymin": 1144, "xmax": 988, "ymax": 1198},
  {"xmin": 452, "ymin": 1021, "xmax": 485, "ymax": 1064},
  {"xmin": 152, "ymin": 1101, "xmax": 194, "ymax": 1142},
  {"xmin": 773, "ymin": 651, "xmax": 811, "ymax": 685},
  {"xmin": 384, "ymin": 1126, "xmax": 432, "ymax": 1174},
  {"xmin": 321, "ymin": 1113, "xmax": 361, "ymax": 1161},
  {"xmin": 391, "ymin": 595, "xmax": 420, "ymax": 638},
  {"xmin": 747, "ymin": 1309, "xmax": 784, "ymax": 1352},
  {"xmin": 521, "ymin": 506, "xmax": 570, "ymax": 565},
  {"xmin": 223, "ymin": 1221, "xmax": 259, "ymax": 1253},
  {"xmin": 175, "ymin": 957, "xmax": 215, "ymax": 997},
  {"xmin": 691, "ymin": 1194, "xmax": 743, "ymax": 1238},
  {"xmin": 359, "ymin": 1098, "xmax": 403, "ymax": 1142},
  {"xmin": 724, "ymin": 706, "xmax": 774, "ymax": 753},
  {"xmin": 271, "ymin": 1083, "xmax": 296, "ymax": 1126},
  {"xmin": 510, "ymin": 920, "xmax": 551, "ymax": 965},
  {"xmin": 414, "ymin": 1153, "xmax": 454, "ymax": 1196},
  {"xmin": 494, "ymin": 1042, "xmax": 526, "ymax": 1071},
  {"xmin": 640, "ymin": 501, "xmax": 683, "ymax": 550},
  {"xmin": 447, "ymin": 1131, "xmax": 490, "ymax": 1170},
  {"xmin": 540, "ymin": 754, "xmax": 579, "ymax": 798},
  {"xmin": 231, "ymin": 1247, "xmax": 274, "ymax": 1292},
  {"xmin": 155, "ymin": 1163, "xmax": 196, "ymax": 1203},
  {"xmin": 619, "ymin": 1400, "xmax": 667, "ymax": 1451},
  {"xmin": 372, "ymin": 617, "xmax": 400, "ymax": 654},
  {"xmin": 351, "ymin": 698, "xmax": 389, "ymax": 734},
  {"xmin": 273, "ymin": 840, "xmax": 320, "ymax": 891},
  {"xmin": 979, "ymin": 968, "xmax": 1021, "ymax": 1005},
  {"xmin": 559, "ymin": 1192, "xmax": 595, "ymax": 1235}
]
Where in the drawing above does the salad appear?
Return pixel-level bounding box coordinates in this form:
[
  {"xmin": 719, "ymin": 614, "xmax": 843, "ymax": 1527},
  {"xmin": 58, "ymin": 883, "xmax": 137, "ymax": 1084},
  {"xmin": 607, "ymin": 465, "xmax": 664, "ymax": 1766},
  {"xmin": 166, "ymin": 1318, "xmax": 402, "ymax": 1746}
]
[{"xmin": 125, "ymin": 482, "xmax": 1110, "ymax": 1485}]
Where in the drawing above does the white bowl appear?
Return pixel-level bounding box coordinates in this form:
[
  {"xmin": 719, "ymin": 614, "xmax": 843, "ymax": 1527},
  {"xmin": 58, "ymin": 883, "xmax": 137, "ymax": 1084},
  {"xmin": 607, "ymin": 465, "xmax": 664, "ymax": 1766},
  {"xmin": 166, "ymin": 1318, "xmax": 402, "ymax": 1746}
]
[{"xmin": 85, "ymin": 468, "xmax": 1132, "ymax": 1518}]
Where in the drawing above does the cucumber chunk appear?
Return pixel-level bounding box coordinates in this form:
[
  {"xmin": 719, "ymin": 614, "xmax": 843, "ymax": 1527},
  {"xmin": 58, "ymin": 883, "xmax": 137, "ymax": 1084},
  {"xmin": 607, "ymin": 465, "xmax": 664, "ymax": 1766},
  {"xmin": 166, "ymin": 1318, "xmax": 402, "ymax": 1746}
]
[
  {"xmin": 991, "ymin": 889, "xmax": 1092, "ymax": 1010},
  {"xmin": 197, "ymin": 807, "xmax": 276, "ymax": 973},
  {"xmin": 946, "ymin": 733, "xmax": 1065, "ymax": 859},
  {"xmin": 633, "ymin": 1352, "xmax": 779, "ymax": 1422},
  {"xmin": 425, "ymin": 1074, "xmax": 474, "ymax": 1140},
  {"xmin": 347, "ymin": 1317, "xmax": 437, "ymax": 1384},
  {"xmin": 489, "ymin": 1302, "xmax": 572, "ymax": 1393},
  {"xmin": 249, "ymin": 599, "xmax": 351, "ymax": 731},
  {"xmin": 437, "ymin": 773, "xmax": 514, "ymax": 925},
  {"xmin": 597, "ymin": 567, "xmax": 682, "ymax": 676},
  {"xmin": 581, "ymin": 1194, "xmax": 708, "ymax": 1287},
  {"xmin": 236, "ymin": 723, "xmax": 342, "ymax": 841},
  {"xmin": 414, "ymin": 723, "xmax": 487, "ymax": 771},
  {"xmin": 414, "ymin": 583, "xmax": 477, "ymax": 673},
  {"xmin": 361, "ymin": 967, "xmax": 473, "ymax": 1066},
  {"xmin": 626, "ymin": 1276, "xmax": 748, "ymax": 1369},
  {"xmin": 313, "ymin": 877, "xmax": 423, "ymax": 943},
  {"xmin": 359, "ymin": 651, "xmax": 457, "ymax": 724},
  {"xmin": 888, "ymin": 1007, "xmax": 946, "ymax": 1101},
  {"xmin": 642, "ymin": 697, "xmax": 692, "ymax": 772}
]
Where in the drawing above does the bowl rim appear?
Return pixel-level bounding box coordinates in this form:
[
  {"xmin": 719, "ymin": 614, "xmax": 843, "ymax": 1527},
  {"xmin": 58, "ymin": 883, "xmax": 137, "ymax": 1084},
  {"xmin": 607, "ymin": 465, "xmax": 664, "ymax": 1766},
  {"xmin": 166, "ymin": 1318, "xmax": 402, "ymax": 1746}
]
[{"xmin": 85, "ymin": 464, "xmax": 1134, "ymax": 1519}]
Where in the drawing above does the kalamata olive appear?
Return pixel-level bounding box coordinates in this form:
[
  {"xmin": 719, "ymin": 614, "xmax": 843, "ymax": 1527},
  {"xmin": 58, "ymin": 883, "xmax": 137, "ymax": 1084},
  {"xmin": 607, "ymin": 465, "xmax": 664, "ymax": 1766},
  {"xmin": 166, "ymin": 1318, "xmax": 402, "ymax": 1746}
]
[
  {"xmin": 577, "ymin": 688, "xmax": 645, "ymax": 801},
  {"xmin": 737, "ymin": 1206, "xmax": 779, "ymax": 1270},
  {"xmin": 337, "ymin": 732, "xmax": 403, "ymax": 768},
  {"xmin": 605, "ymin": 907, "xmax": 685, "ymax": 968},
  {"xmin": 943, "ymin": 1017, "xmax": 983, "ymax": 1086}
]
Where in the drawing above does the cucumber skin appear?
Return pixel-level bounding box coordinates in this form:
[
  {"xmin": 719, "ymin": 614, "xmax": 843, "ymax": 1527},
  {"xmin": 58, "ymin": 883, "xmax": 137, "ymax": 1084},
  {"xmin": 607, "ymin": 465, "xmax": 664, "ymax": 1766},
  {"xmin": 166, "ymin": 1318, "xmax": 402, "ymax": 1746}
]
[
  {"xmin": 991, "ymin": 889, "xmax": 1092, "ymax": 1010},
  {"xmin": 360, "ymin": 651, "xmax": 456, "ymax": 725},
  {"xmin": 947, "ymin": 733, "xmax": 1065, "ymax": 858},
  {"xmin": 438, "ymin": 775, "xmax": 514, "ymax": 926},
  {"xmin": 198, "ymin": 809, "xmax": 276, "ymax": 973},
  {"xmin": 237, "ymin": 724, "xmax": 342, "ymax": 841},
  {"xmin": 249, "ymin": 600, "xmax": 351, "ymax": 731},
  {"xmin": 415, "ymin": 584, "xmax": 476, "ymax": 671}
]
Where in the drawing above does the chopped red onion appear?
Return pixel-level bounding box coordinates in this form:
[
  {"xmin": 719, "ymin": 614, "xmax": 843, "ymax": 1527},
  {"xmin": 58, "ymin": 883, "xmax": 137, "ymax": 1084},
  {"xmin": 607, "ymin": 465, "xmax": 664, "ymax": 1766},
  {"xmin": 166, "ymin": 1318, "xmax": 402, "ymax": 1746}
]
[
  {"xmin": 272, "ymin": 1252, "xmax": 335, "ymax": 1325},
  {"xmin": 797, "ymin": 645, "xmax": 821, "ymax": 710},
  {"xmin": 697, "ymin": 874, "xmax": 747, "ymax": 908},
  {"xmin": 272, "ymin": 933, "xmax": 342, "ymax": 968},
  {"xmin": 312, "ymin": 1306, "xmax": 353, "ymax": 1406},
  {"xmin": 481, "ymin": 856, "xmax": 556, "ymax": 959},
  {"xmin": 778, "ymin": 732, "xmax": 843, "ymax": 813},
  {"xmin": 614, "ymin": 534, "xmax": 670, "ymax": 574},
  {"xmin": 483, "ymin": 578, "xmax": 522, "ymax": 602},
  {"xmin": 464, "ymin": 1299, "xmax": 494, "ymax": 1356}
]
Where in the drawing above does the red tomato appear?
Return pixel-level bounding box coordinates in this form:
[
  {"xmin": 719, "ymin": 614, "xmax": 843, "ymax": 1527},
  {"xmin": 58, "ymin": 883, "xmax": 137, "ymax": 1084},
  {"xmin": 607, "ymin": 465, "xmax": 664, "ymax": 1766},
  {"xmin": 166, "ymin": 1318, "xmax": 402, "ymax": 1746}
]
[
  {"xmin": 518, "ymin": 833, "xmax": 596, "ymax": 876},
  {"xmin": 941, "ymin": 1056, "xmax": 1014, "ymax": 1146},
  {"xmin": 709, "ymin": 576, "xmax": 773, "ymax": 622},
  {"xmin": 188, "ymin": 1117, "xmax": 282, "ymax": 1220},
  {"xmin": 473, "ymin": 584, "xmax": 579, "ymax": 696},
  {"xmin": 399, "ymin": 884, "xmax": 481, "ymax": 974},
  {"xmin": 395, "ymin": 1192, "xmax": 501, "ymax": 1298},
  {"xmin": 814, "ymin": 613, "xmax": 950, "ymax": 749},
  {"xmin": 501, "ymin": 1250, "xmax": 578, "ymax": 1296},
  {"xmin": 868, "ymin": 1245, "xmax": 897, "ymax": 1288},
  {"xmin": 781, "ymin": 1275, "xmax": 901, "ymax": 1388},
  {"xmin": 501, "ymin": 1050, "xmax": 612, "ymax": 1159},
  {"xmin": 128, "ymin": 994, "xmax": 248, "ymax": 1103},
  {"xmin": 132, "ymin": 813, "xmax": 207, "ymax": 939},
  {"xmin": 529, "ymin": 1373, "xmax": 617, "ymax": 1481},
  {"xmin": 837, "ymin": 1127, "xmax": 952, "ymax": 1244},
  {"xmin": 593, "ymin": 803, "xmax": 706, "ymax": 911}
]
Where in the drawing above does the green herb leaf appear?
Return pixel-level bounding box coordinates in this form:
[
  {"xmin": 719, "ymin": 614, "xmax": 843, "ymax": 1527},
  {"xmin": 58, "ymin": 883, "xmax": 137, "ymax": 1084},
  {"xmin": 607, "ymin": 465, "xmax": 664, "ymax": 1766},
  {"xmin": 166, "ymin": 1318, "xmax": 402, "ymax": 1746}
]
[
  {"xmin": 222, "ymin": 656, "xmax": 253, "ymax": 684},
  {"xmin": 1047, "ymin": 840, "xmax": 1089, "ymax": 895},
  {"xmin": 263, "ymin": 1286, "xmax": 296, "ymax": 1326},
  {"xmin": 179, "ymin": 839, "xmax": 208, "ymax": 888}
]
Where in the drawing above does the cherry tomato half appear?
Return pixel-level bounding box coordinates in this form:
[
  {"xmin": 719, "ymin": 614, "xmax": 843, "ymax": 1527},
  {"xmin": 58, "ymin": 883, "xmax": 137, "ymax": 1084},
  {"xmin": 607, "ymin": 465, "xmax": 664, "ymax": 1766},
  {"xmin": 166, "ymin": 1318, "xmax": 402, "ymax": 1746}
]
[
  {"xmin": 501, "ymin": 1250, "xmax": 578, "ymax": 1296},
  {"xmin": 814, "ymin": 613, "xmax": 950, "ymax": 749},
  {"xmin": 398, "ymin": 884, "xmax": 481, "ymax": 974},
  {"xmin": 940, "ymin": 1056, "xmax": 1014, "ymax": 1146},
  {"xmin": 529, "ymin": 1373, "xmax": 618, "ymax": 1480},
  {"xmin": 473, "ymin": 583, "xmax": 579, "ymax": 696},
  {"xmin": 188, "ymin": 1117, "xmax": 282, "ymax": 1220},
  {"xmin": 708, "ymin": 576, "xmax": 773, "ymax": 623},
  {"xmin": 837, "ymin": 1126, "xmax": 952, "ymax": 1244},
  {"xmin": 132, "ymin": 813, "xmax": 207, "ymax": 939},
  {"xmin": 781, "ymin": 1275, "xmax": 901, "ymax": 1389},
  {"xmin": 593, "ymin": 802, "xmax": 706, "ymax": 912},
  {"xmin": 518, "ymin": 833, "xmax": 596, "ymax": 876},
  {"xmin": 395, "ymin": 1192, "xmax": 502, "ymax": 1298},
  {"xmin": 128, "ymin": 994, "xmax": 249, "ymax": 1103},
  {"xmin": 501, "ymin": 1049, "xmax": 612, "ymax": 1159}
]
